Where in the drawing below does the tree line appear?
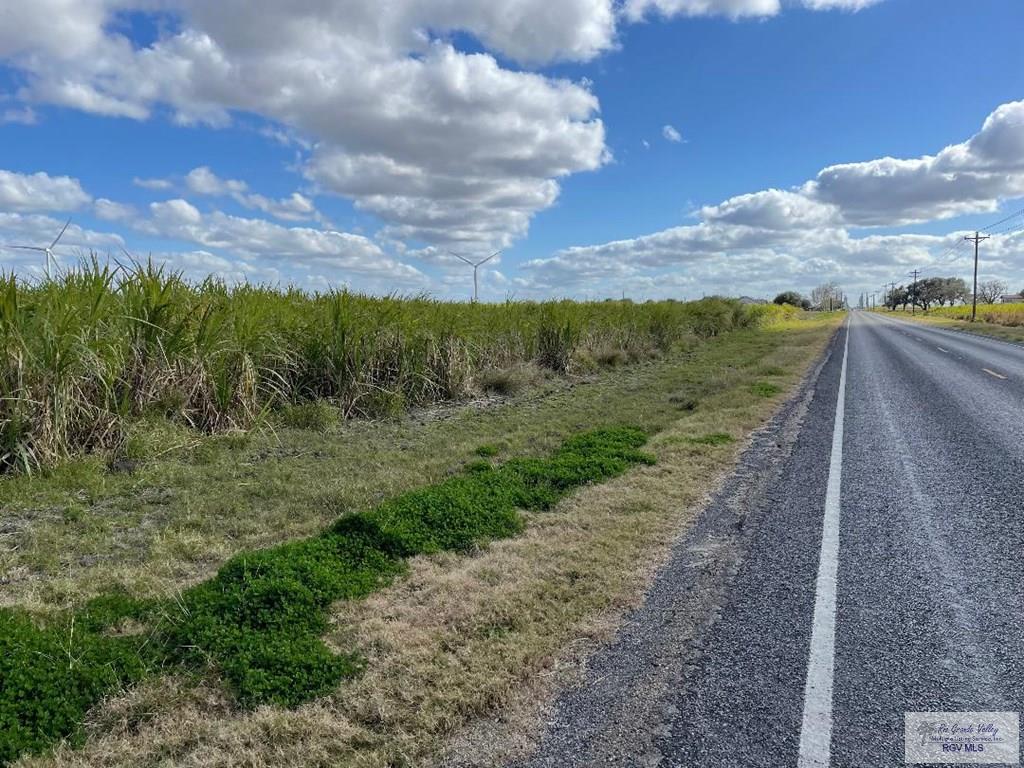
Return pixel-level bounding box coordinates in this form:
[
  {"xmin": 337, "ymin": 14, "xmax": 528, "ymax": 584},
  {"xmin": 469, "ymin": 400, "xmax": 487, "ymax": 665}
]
[{"xmin": 883, "ymin": 277, "xmax": 1016, "ymax": 311}]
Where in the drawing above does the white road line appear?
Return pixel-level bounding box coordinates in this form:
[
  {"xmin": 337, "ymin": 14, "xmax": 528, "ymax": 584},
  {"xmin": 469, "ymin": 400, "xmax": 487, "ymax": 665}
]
[
  {"xmin": 936, "ymin": 347, "xmax": 949, "ymax": 353},
  {"xmin": 797, "ymin": 318, "xmax": 849, "ymax": 768},
  {"xmin": 983, "ymin": 367, "xmax": 1008, "ymax": 380}
]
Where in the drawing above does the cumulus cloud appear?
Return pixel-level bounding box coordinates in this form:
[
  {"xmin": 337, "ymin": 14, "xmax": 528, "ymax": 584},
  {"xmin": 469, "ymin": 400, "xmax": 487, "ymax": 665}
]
[
  {"xmin": 94, "ymin": 198, "xmax": 136, "ymax": 221},
  {"xmin": 0, "ymin": 107, "xmax": 37, "ymax": 125},
  {"xmin": 184, "ymin": 167, "xmax": 247, "ymax": 196},
  {"xmin": 0, "ymin": 169, "xmax": 92, "ymax": 212},
  {"xmin": 700, "ymin": 189, "xmax": 840, "ymax": 230},
  {"xmin": 183, "ymin": 167, "xmax": 321, "ymax": 222},
  {"xmin": 139, "ymin": 199, "xmax": 426, "ymax": 284},
  {"xmin": 807, "ymin": 100, "xmax": 1024, "ymax": 226},
  {"xmin": 523, "ymin": 100, "xmax": 1024, "ymax": 299},
  {"xmin": 133, "ymin": 176, "xmax": 174, "ymax": 191},
  {"xmin": 0, "ymin": 0, "xmax": 884, "ymax": 256},
  {"xmin": 624, "ymin": 0, "xmax": 880, "ymax": 20},
  {"xmin": 625, "ymin": 0, "xmax": 780, "ymax": 21},
  {"xmin": 662, "ymin": 124, "xmax": 683, "ymax": 143},
  {"xmin": 0, "ymin": 1, "xmax": 614, "ymax": 252}
]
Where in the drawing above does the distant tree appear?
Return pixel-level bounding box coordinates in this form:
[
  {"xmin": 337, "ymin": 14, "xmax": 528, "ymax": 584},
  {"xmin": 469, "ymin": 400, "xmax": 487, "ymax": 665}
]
[
  {"xmin": 915, "ymin": 278, "xmax": 939, "ymax": 311},
  {"xmin": 811, "ymin": 282, "xmax": 843, "ymax": 311},
  {"xmin": 774, "ymin": 291, "xmax": 807, "ymax": 309},
  {"xmin": 885, "ymin": 285, "xmax": 911, "ymax": 311},
  {"xmin": 977, "ymin": 279, "xmax": 1008, "ymax": 304},
  {"xmin": 940, "ymin": 277, "xmax": 968, "ymax": 306}
]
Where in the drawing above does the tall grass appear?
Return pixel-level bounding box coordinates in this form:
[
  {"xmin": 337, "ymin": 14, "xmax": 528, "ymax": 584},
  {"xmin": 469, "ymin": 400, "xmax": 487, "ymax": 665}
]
[
  {"xmin": 928, "ymin": 302, "xmax": 1024, "ymax": 326},
  {"xmin": 0, "ymin": 260, "xmax": 795, "ymax": 473}
]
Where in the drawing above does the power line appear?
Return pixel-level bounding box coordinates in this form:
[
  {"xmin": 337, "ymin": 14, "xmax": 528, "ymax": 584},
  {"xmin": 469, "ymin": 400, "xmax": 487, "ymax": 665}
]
[{"xmin": 981, "ymin": 206, "xmax": 1024, "ymax": 234}]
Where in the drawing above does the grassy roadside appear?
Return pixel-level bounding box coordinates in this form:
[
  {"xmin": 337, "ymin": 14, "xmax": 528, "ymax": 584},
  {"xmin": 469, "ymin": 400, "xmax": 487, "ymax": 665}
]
[
  {"xmin": 7, "ymin": 314, "xmax": 840, "ymax": 767},
  {"xmin": 872, "ymin": 308, "xmax": 1024, "ymax": 344}
]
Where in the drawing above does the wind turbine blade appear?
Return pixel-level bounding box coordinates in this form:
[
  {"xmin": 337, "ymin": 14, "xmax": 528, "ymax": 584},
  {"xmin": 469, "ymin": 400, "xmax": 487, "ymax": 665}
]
[
  {"xmin": 7, "ymin": 245, "xmax": 45, "ymax": 252},
  {"xmin": 449, "ymin": 250, "xmax": 473, "ymax": 266},
  {"xmin": 50, "ymin": 218, "xmax": 72, "ymax": 250},
  {"xmin": 476, "ymin": 250, "xmax": 501, "ymax": 266}
]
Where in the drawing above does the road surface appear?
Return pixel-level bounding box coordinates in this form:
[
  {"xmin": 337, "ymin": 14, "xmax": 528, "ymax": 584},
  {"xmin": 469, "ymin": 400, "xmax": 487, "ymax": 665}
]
[{"xmin": 507, "ymin": 311, "xmax": 1024, "ymax": 768}]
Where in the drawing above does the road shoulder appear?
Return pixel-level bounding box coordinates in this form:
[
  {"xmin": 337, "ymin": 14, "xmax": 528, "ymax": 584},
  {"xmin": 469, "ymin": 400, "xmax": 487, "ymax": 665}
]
[{"xmin": 440, "ymin": 324, "xmax": 844, "ymax": 768}]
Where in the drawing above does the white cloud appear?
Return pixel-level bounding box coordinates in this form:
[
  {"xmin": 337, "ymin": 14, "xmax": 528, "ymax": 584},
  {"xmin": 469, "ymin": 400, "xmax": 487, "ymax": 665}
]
[
  {"xmin": 150, "ymin": 198, "xmax": 203, "ymax": 226},
  {"xmin": 625, "ymin": 0, "xmax": 780, "ymax": 22},
  {"xmin": 523, "ymin": 100, "xmax": 1024, "ymax": 300},
  {"xmin": 133, "ymin": 176, "xmax": 174, "ymax": 191},
  {"xmin": 0, "ymin": 0, "xmax": 887, "ymax": 255},
  {"xmin": 662, "ymin": 124, "xmax": 683, "ymax": 143},
  {"xmin": 182, "ymin": 166, "xmax": 321, "ymax": 222},
  {"xmin": 802, "ymin": 0, "xmax": 883, "ymax": 9},
  {"xmin": 140, "ymin": 199, "xmax": 426, "ymax": 284},
  {"xmin": 184, "ymin": 166, "xmax": 247, "ymax": 196},
  {"xmin": 0, "ymin": 169, "xmax": 91, "ymax": 212},
  {"xmin": 94, "ymin": 198, "xmax": 136, "ymax": 221},
  {"xmin": 0, "ymin": 106, "xmax": 37, "ymax": 125},
  {"xmin": 700, "ymin": 189, "xmax": 839, "ymax": 230},
  {"xmin": 0, "ymin": 2, "xmax": 614, "ymax": 252},
  {"xmin": 807, "ymin": 100, "xmax": 1024, "ymax": 226},
  {"xmin": 624, "ymin": 0, "xmax": 880, "ymax": 20}
]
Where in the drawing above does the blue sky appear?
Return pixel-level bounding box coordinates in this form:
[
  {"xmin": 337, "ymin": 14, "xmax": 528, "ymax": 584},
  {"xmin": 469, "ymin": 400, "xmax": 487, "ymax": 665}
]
[{"xmin": 1, "ymin": 0, "xmax": 1023, "ymax": 301}]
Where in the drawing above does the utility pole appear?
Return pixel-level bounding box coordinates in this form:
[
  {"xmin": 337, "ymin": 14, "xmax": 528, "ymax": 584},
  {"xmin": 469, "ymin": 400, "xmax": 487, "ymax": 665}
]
[
  {"xmin": 887, "ymin": 282, "xmax": 897, "ymax": 311},
  {"xmin": 965, "ymin": 231, "xmax": 991, "ymax": 322},
  {"xmin": 909, "ymin": 269, "xmax": 919, "ymax": 315}
]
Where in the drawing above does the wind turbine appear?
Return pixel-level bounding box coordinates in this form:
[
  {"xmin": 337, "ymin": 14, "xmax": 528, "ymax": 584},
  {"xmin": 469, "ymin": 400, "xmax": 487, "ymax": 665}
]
[
  {"xmin": 7, "ymin": 218, "xmax": 71, "ymax": 279},
  {"xmin": 449, "ymin": 249, "xmax": 500, "ymax": 302}
]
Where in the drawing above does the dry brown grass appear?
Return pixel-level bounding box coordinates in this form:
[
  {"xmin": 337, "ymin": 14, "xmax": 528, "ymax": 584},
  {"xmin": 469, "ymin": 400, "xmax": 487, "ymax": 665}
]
[{"xmin": 15, "ymin": 317, "xmax": 838, "ymax": 768}]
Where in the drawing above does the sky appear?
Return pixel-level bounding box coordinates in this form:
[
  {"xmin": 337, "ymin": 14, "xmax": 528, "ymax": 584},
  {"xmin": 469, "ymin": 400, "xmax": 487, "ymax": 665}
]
[{"xmin": 1, "ymin": 0, "xmax": 1023, "ymax": 302}]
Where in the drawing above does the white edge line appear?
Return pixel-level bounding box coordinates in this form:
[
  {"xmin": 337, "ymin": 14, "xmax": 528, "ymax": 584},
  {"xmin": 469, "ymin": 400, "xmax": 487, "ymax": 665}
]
[{"xmin": 796, "ymin": 316, "xmax": 849, "ymax": 768}]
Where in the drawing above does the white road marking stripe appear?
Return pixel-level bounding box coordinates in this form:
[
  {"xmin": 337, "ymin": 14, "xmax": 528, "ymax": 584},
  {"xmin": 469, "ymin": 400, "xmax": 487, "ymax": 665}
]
[
  {"xmin": 936, "ymin": 347, "xmax": 949, "ymax": 353},
  {"xmin": 797, "ymin": 318, "xmax": 849, "ymax": 768},
  {"xmin": 983, "ymin": 367, "xmax": 1007, "ymax": 380}
]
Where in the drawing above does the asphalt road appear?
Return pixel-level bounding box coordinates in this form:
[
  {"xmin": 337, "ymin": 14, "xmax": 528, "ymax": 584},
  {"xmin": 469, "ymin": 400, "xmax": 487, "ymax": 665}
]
[{"xmin": 508, "ymin": 311, "xmax": 1024, "ymax": 768}]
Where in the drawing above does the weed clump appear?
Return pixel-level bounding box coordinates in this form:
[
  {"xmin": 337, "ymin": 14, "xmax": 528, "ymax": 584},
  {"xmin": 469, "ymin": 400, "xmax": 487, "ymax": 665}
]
[
  {"xmin": 0, "ymin": 426, "xmax": 654, "ymax": 765},
  {"xmin": 0, "ymin": 608, "xmax": 156, "ymax": 764},
  {"xmin": 751, "ymin": 382, "xmax": 782, "ymax": 398},
  {"xmin": 281, "ymin": 400, "xmax": 339, "ymax": 432}
]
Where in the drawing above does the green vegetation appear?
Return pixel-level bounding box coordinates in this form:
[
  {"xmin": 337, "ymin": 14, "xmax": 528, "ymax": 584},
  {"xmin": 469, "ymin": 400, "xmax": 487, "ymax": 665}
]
[
  {"xmin": 3, "ymin": 311, "xmax": 839, "ymax": 768},
  {"xmin": 0, "ymin": 428, "xmax": 653, "ymax": 765},
  {"xmin": 751, "ymin": 381, "xmax": 782, "ymax": 397},
  {"xmin": 927, "ymin": 301, "xmax": 1024, "ymax": 326},
  {"xmin": 0, "ymin": 262, "xmax": 796, "ymax": 474},
  {"xmin": 773, "ymin": 291, "xmax": 812, "ymax": 310}
]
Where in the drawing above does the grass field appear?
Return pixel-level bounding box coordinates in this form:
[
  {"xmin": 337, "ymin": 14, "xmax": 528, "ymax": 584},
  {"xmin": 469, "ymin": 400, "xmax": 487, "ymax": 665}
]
[
  {"xmin": 876, "ymin": 304, "xmax": 1024, "ymax": 343},
  {"xmin": 1, "ymin": 279, "xmax": 838, "ymax": 767}
]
